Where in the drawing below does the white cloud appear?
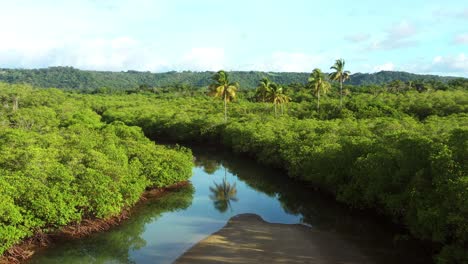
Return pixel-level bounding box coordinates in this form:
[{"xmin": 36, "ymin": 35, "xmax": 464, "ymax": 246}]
[
  {"xmin": 0, "ymin": 35, "xmax": 227, "ymax": 72},
  {"xmin": 0, "ymin": 36, "xmax": 149, "ymax": 70},
  {"xmin": 454, "ymin": 33, "xmax": 468, "ymax": 45},
  {"xmin": 177, "ymin": 48, "xmax": 225, "ymax": 71},
  {"xmin": 429, "ymin": 53, "xmax": 468, "ymax": 74},
  {"xmin": 388, "ymin": 20, "xmax": 416, "ymax": 39},
  {"xmin": 400, "ymin": 54, "xmax": 468, "ymax": 77},
  {"xmin": 344, "ymin": 33, "xmax": 370, "ymax": 43},
  {"xmin": 373, "ymin": 62, "xmax": 395, "ymax": 71},
  {"xmin": 245, "ymin": 52, "xmax": 328, "ymax": 72},
  {"xmin": 367, "ymin": 20, "xmax": 418, "ymax": 50}
]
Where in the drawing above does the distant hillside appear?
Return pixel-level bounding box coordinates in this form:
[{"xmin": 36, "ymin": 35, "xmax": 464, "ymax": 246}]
[
  {"xmin": 0, "ymin": 67, "xmax": 462, "ymax": 90},
  {"xmin": 348, "ymin": 71, "xmax": 460, "ymax": 85}
]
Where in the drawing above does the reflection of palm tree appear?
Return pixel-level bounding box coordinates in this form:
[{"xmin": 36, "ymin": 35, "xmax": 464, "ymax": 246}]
[{"xmin": 209, "ymin": 168, "xmax": 238, "ymax": 213}]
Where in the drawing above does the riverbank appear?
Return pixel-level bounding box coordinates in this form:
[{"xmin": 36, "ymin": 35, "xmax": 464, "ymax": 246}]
[
  {"xmin": 0, "ymin": 181, "xmax": 189, "ymax": 264},
  {"xmin": 175, "ymin": 213, "xmax": 372, "ymax": 264},
  {"xmin": 98, "ymin": 93, "xmax": 467, "ymax": 262}
]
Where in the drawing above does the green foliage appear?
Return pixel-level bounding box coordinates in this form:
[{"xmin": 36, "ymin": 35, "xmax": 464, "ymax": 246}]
[
  {"xmin": 208, "ymin": 70, "xmax": 239, "ymax": 122},
  {"xmin": 1, "ymin": 77, "xmax": 467, "ymax": 262},
  {"xmin": 0, "ymin": 67, "xmax": 463, "ymax": 90},
  {"xmin": 0, "ymin": 84, "xmax": 193, "ymax": 255},
  {"xmin": 96, "ymin": 86, "xmax": 467, "ymax": 262},
  {"xmin": 329, "ymin": 58, "xmax": 351, "ymax": 107},
  {"xmin": 308, "ymin": 68, "xmax": 331, "ymax": 111}
]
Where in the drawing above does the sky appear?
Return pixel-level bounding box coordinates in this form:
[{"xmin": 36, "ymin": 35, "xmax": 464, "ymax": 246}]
[{"xmin": 0, "ymin": 0, "xmax": 467, "ymax": 76}]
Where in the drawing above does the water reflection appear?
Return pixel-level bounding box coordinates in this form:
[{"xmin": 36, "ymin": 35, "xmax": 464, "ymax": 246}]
[
  {"xmin": 28, "ymin": 185, "xmax": 195, "ymax": 264},
  {"xmin": 29, "ymin": 147, "xmax": 431, "ymax": 264},
  {"xmin": 209, "ymin": 168, "xmax": 238, "ymax": 213},
  {"xmin": 194, "ymin": 155, "xmax": 220, "ymax": 175},
  {"xmin": 192, "ymin": 147, "xmax": 432, "ymax": 264}
]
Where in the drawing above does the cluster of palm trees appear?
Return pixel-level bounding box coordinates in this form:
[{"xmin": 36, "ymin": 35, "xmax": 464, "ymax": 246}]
[
  {"xmin": 308, "ymin": 59, "xmax": 350, "ymax": 111},
  {"xmin": 255, "ymin": 77, "xmax": 291, "ymax": 116},
  {"xmin": 208, "ymin": 59, "xmax": 350, "ymax": 121}
]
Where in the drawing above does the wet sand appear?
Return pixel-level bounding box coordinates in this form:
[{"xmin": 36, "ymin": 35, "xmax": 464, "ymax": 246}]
[{"xmin": 175, "ymin": 213, "xmax": 373, "ymax": 264}]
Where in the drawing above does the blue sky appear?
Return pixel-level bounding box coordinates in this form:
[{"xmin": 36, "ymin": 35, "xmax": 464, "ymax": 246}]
[{"xmin": 0, "ymin": 0, "xmax": 467, "ymax": 76}]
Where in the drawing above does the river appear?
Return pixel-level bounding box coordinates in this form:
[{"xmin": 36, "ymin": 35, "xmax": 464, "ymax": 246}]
[{"xmin": 28, "ymin": 147, "xmax": 430, "ymax": 264}]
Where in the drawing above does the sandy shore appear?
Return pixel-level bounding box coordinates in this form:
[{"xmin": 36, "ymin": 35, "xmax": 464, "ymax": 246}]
[{"xmin": 175, "ymin": 213, "xmax": 373, "ymax": 264}]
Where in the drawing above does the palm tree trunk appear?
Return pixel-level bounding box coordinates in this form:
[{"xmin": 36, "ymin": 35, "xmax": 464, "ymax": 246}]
[
  {"xmin": 340, "ymin": 77, "xmax": 343, "ymax": 108},
  {"xmin": 317, "ymin": 92, "xmax": 320, "ymax": 112},
  {"xmin": 224, "ymin": 92, "xmax": 227, "ymax": 122},
  {"xmin": 12, "ymin": 96, "xmax": 19, "ymax": 112},
  {"xmin": 274, "ymin": 103, "xmax": 277, "ymax": 117}
]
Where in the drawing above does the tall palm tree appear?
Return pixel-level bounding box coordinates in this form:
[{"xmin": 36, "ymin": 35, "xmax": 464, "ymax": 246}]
[
  {"xmin": 208, "ymin": 70, "xmax": 239, "ymax": 122},
  {"xmin": 308, "ymin": 68, "xmax": 330, "ymax": 112},
  {"xmin": 266, "ymin": 83, "xmax": 291, "ymax": 116},
  {"xmin": 329, "ymin": 59, "xmax": 350, "ymax": 108},
  {"xmin": 209, "ymin": 168, "xmax": 238, "ymax": 213},
  {"xmin": 255, "ymin": 77, "xmax": 273, "ymax": 103},
  {"xmin": 12, "ymin": 95, "xmax": 19, "ymax": 112}
]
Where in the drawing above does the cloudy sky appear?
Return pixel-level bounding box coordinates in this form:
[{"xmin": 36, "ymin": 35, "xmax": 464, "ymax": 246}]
[{"xmin": 0, "ymin": 0, "xmax": 467, "ymax": 76}]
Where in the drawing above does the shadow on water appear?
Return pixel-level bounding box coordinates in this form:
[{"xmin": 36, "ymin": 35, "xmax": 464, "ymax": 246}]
[
  {"xmin": 191, "ymin": 146, "xmax": 432, "ymax": 264},
  {"xmin": 28, "ymin": 145, "xmax": 432, "ymax": 264},
  {"xmin": 28, "ymin": 185, "xmax": 195, "ymax": 264}
]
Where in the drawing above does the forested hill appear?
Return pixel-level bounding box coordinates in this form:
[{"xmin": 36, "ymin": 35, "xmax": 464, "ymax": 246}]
[{"xmin": 0, "ymin": 66, "xmax": 462, "ymax": 90}]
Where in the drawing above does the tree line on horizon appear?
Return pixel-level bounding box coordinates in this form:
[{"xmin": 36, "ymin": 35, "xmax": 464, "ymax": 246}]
[
  {"xmin": 0, "ymin": 77, "xmax": 466, "ymax": 263},
  {"xmin": 0, "ymin": 65, "xmax": 464, "ymax": 91}
]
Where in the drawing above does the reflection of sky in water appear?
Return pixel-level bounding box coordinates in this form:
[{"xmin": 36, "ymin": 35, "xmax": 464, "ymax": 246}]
[
  {"xmin": 30, "ymin": 163, "xmax": 302, "ymax": 264},
  {"xmin": 29, "ymin": 152, "xmax": 430, "ymax": 264},
  {"xmin": 130, "ymin": 166, "xmax": 301, "ymax": 264}
]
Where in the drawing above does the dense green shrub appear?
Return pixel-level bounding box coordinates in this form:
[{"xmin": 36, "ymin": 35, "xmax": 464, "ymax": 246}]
[
  {"xmin": 0, "ymin": 84, "xmax": 193, "ymax": 255},
  {"xmin": 97, "ymin": 90, "xmax": 467, "ymax": 263},
  {"xmin": 1, "ymin": 81, "xmax": 466, "ymax": 262}
]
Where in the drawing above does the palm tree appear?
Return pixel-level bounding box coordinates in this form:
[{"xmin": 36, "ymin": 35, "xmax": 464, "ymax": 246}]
[
  {"xmin": 12, "ymin": 95, "xmax": 19, "ymax": 112},
  {"xmin": 208, "ymin": 70, "xmax": 239, "ymax": 122},
  {"xmin": 255, "ymin": 77, "xmax": 273, "ymax": 103},
  {"xmin": 266, "ymin": 83, "xmax": 291, "ymax": 116},
  {"xmin": 209, "ymin": 168, "xmax": 238, "ymax": 213},
  {"xmin": 329, "ymin": 59, "xmax": 350, "ymax": 108},
  {"xmin": 308, "ymin": 68, "xmax": 330, "ymax": 112}
]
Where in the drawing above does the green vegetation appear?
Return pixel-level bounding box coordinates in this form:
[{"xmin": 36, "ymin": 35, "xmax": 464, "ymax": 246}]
[
  {"xmin": 208, "ymin": 70, "xmax": 239, "ymax": 122},
  {"xmin": 31, "ymin": 184, "xmax": 195, "ymax": 263},
  {"xmin": 254, "ymin": 78, "xmax": 291, "ymax": 116},
  {"xmin": 0, "ymin": 66, "xmax": 463, "ymax": 90},
  {"xmin": 329, "ymin": 59, "xmax": 350, "ymax": 107},
  {"xmin": 308, "ymin": 68, "xmax": 331, "ymax": 112},
  {"xmin": 0, "ymin": 84, "xmax": 193, "ymax": 256},
  {"xmin": 0, "ymin": 66, "xmax": 467, "ymax": 263},
  {"xmin": 90, "ymin": 73, "xmax": 466, "ymax": 263}
]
